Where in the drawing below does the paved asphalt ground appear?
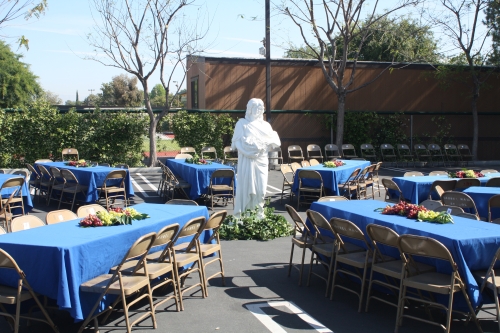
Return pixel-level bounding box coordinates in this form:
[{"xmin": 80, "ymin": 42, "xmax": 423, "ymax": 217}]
[{"xmin": 2, "ymin": 161, "xmax": 500, "ymax": 333}]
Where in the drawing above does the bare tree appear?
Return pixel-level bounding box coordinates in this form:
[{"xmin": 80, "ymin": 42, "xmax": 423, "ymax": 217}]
[
  {"xmin": 87, "ymin": 0, "xmax": 208, "ymax": 166},
  {"xmin": 426, "ymin": 0, "xmax": 493, "ymax": 160},
  {"xmin": 280, "ymin": 0, "xmax": 420, "ymax": 148}
]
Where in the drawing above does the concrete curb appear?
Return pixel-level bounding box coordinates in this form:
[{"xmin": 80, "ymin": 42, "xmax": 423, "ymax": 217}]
[{"xmin": 129, "ymin": 167, "xmax": 161, "ymax": 173}]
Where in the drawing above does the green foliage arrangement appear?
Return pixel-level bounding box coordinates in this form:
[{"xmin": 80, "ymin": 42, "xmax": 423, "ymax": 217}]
[
  {"xmin": 0, "ymin": 101, "xmax": 148, "ymax": 168},
  {"xmin": 219, "ymin": 206, "xmax": 293, "ymax": 241},
  {"xmin": 171, "ymin": 111, "xmax": 235, "ymax": 157}
]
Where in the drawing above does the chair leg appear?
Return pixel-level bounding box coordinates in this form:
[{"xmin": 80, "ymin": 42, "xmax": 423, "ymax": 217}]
[
  {"xmin": 298, "ymin": 245, "xmax": 307, "ymax": 286},
  {"xmin": 288, "ymin": 243, "xmax": 295, "ymax": 277},
  {"xmin": 306, "ymin": 249, "xmax": 315, "ymax": 287}
]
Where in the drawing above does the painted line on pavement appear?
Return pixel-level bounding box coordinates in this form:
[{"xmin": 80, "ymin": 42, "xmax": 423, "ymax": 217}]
[
  {"xmin": 136, "ymin": 173, "xmax": 159, "ymax": 191},
  {"xmin": 130, "ymin": 176, "xmax": 149, "ymax": 197},
  {"xmin": 246, "ymin": 301, "xmax": 332, "ymax": 333},
  {"xmin": 267, "ymin": 184, "xmax": 282, "ymax": 192}
]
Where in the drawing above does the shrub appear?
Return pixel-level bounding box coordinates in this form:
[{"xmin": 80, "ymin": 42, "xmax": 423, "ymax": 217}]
[{"xmin": 219, "ymin": 206, "xmax": 293, "ymax": 241}]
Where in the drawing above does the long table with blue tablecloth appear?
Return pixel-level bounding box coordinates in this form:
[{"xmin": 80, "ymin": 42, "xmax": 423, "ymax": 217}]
[
  {"xmin": 392, "ymin": 173, "xmax": 500, "ymax": 204},
  {"xmin": 166, "ymin": 159, "xmax": 235, "ymax": 200},
  {"xmin": 34, "ymin": 162, "xmax": 134, "ymax": 203},
  {"xmin": 291, "ymin": 160, "xmax": 371, "ymax": 196},
  {"xmin": 308, "ymin": 199, "xmax": 500, "ymax": 309},
  {"xmin": 0, "ymin": 174, "xmax": 33, "ymax": 214},
  {"xmin": 0, "ymin": 203, "xmax": 210, "ymax": 321},
  {"xmin": 463, "ymin": 186, "xmax": 500, "ymax": 220}
]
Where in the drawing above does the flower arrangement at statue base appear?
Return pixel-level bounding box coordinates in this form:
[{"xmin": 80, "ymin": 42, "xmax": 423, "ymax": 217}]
[
  {"xmin": 449, "ymin": 169, "xmax": 484, "ymax": 178},
  {"xmin": 323, "ymin": 160, "xmax": 345, "ymax": 168},
  {"xmin": 65, "ymin": 159, "xmax": 89, "ymax": 167},
  {"xmin": 79, "ymin": 207, "xmax": 149, "ymax": 227},
  {"xmin": 376, "ymin": 201, "xmax": 453, "ymax": 224},
  {"xmin": 185, "ymin": 154, "xmax": 211, "ymax": 165}
]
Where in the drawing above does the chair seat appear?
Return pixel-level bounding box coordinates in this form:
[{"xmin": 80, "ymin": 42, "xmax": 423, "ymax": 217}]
[
  {"xmin": 312, "ymin": 242, "xmax": 335, "ymax": 257},
  {"xmin": 64, "ymin": 184, "xmax": 88, "ymax": 193},
  {"xmin": 81, "ymin": 274, "xmax": 149, "ymax": 296},
  {"xmin": 373, "ymin": 260, "xmax": 435, "ymax": 279},
  {"xmin": 473, "ymin": 269, "xmax": 500, "ymax": 291},
  {"xmin": 199, "ymin": 243, "xmax": 221, "ymax": 257},
  {"xmin": 291, "ymin": 235, "xmax": 314, "ymax": 248},
  {"xmin": 98, "ymin": 186, "xmax": 125, "ymax": 194},
  {"xmin": 299, "ymin": 186, "xmax": 322, "ymax": 192},
  {"xmin": 403, "ymin": 272, "xmax": 461, "ymax": 294},
  {"xmin": 336, "ymin": 251, "xmax": 371, "ymax": 268},
  {"xmin": 211, "ymin": 185, "xmax": 233, "ymax": 191},
  {"xmin": 0, "ymin": 285, "xmax": 33, "ymax": 304},
  {"xmin": 174, "ymin": 252, "xmax": 200, "ymax": 267},
  {"xmin": 110, "ymin": 260, "xmax": 174, "ymax": 280}
]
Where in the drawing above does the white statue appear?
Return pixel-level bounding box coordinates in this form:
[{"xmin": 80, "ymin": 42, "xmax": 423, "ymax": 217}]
[{"xmin": 231, "ymin": 98, "xmax": 281, "ymax": 218}]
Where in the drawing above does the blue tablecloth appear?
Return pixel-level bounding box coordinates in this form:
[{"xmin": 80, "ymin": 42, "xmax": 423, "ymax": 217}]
[
  {"xmin": 0, "ymin": 203, "xmax": 209, "ymax": 321},
  {"xmin": 34, "ymin": 162, "xmax": 134, "ymax": 203},
  {"xmin": 166, "ymin": 159, "xmax": 235, "ymax": 200},
  {"xmin": 393, "ymin": 173, "xmax": 500, "ymax": 204},
  {"xmin": 308, "ymin": 200, "xmax": 500, "ymax": 309},
  {"xmin": 291, "ymin": 160, "xmax": 371, "ymax": 195},
  {"xmin": 0, "ymin": 174, "xmax": 33, "ymax": 213},
  {"xmin": 463, "ymin": 186, "xmax": 500, "ymax": 220}
]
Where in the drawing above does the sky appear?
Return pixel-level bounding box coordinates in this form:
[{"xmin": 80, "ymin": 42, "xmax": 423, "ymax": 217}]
[{"xmin": 0, "ymin": 0, "xmax": 490, "ymax": 103}]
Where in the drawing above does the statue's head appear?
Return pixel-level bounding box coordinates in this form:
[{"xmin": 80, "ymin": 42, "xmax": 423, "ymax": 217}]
[{"xmin": 245, "ymin": 98, "xmax": 265, "ymax": 122}]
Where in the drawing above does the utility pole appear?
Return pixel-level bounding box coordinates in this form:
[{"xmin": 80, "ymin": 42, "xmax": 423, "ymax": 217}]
[
  {"xmin": 265, "ymin": 0, "xmax": 271, "ymax": 123},
  {"xmin": 88, "ymin": 89, "xmax": 95, "ymax": 106}
]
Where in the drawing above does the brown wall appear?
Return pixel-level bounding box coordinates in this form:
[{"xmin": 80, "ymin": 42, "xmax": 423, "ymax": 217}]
[{"xmin": 187, "ymin": 57, "xmax": 500, "ymax": 160}]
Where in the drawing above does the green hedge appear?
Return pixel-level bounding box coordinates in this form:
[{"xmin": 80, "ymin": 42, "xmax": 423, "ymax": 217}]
[{"xmin": 0, "ymin": 100, "xmax": 148, "ymax": 168}]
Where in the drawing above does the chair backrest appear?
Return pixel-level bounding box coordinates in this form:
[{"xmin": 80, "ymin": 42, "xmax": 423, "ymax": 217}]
[
  {"xmin": 396, "ymin": 144, "xmax": 411, "ymax": 153},
  {"xmin": 380, "ymin": 143, "xmax": 396, "ymax": 155},
  {"xmin": 181, "ymin": 147, "xmax": 196, "ymax": 154},
  {"xmin": 115, "ymin": 164, "xmax": 129, "ymax": 169},
  {"xmin": 420, "ymin": 199, "xmax": 443, "ymax": 210},
  {"xmin": 100, "ymin": 163, "xmax": 111, "ymax": 167},
  {"xmin": 414, "ymin": 144, "xmax": 428, "ymax": 152},
  {"xmin": 318, "ymin": 196, "xmax": 349, "ymax": 202},
  {"xmin": 0, "ymin": 169, "xmax": 4, "ymax": 174},
  {"xmin": 306, "ymin": 209, "xmax": 335, "ymax": 244},
  {"xmin": 341, "ymin": 144, "xmax": 356, "ymax": 156},
  {"xmin": 360, "ymin": 143, "xmax": 375, "ymax": 150},
  {"xmin": 281, "ymin": 164, "xmax": 294, "ymax": 181},
  {"xmin": 60, "ymin": 169, "xmax": 80, "ymax": 184},
  {"xmin": 331, "ymin": 217, "xmax": 371, "ymax": 250},
  {"xmin": 489, "ymin": 194, "xmax": 500, "ymax": 222},
  {"xmin": 298, "ymin": 169, "xmax": 323, "ymax": 183},
  {"xmin": 210, "ymin": 169, "xmax": 235, "ymax": 184},
  {"xmin": 62, "ymin": 148, "xmax": 79, "ymax": 161},
  {"xmin": 404, "ymin": 171, "xmax": 424, "ymax": 177},
  {"xmin": 151, "ymin": 224, "xmax": 180, "ymax": 262},
  {"xmin": 381, "ymin": 178, "xmax": 404, "ymax": 201},
  {"xmin": 205, "ymin": 210, "xmax": 227, "ymax": 231},
  {"xmin": 286, "ymin": 204, "xmax": 311, "ymax": 236},
  {"xmin": 288, "ymin": 145, "xmax": 303, "ymax": 157},
  {"xmin": 165, "ymin": 199, "xmax": 199, "ymax": 206},
  {"xmin": 457, "ymin": 144, "xmax": 472, "ymax": 156},
  {"xmin": 172, "ymin": 216, "xmax": 206, "ymax": 252},
  {"xmin": 427, "ymin": 143, "xmax": 442, "ymax": 152},
  {"xmin": 306, "ymin": 144, "xmax": 322, "ymax": 157},
  {"xmin": 457, "ymin": 212, "xmax": 479, "ymax": 220},
  {"xmin": 268, "ymin": 146, "xmax": 282, "ymax": 156},
  {"xmin": 482, "ymin": 169, "xmax": 498, "ymax": 175},
  {"xmin": 11, "ymin": 215, "xmax": 46, "ymax": 232},
  {"xmin": 324, "ymin": 144, "xmax": 341, "ymax": 158},
  {"xmin": 398, "ymin": 234, "xmax": 455, "ymax": 266},
  {"xmin": 435, "ymin": 205, "xmax": 465, "ymax": 215},
  {"xmin": 0, "ymin": 248, "xmax": 24, "ymax": 275},
  {"xmin": 301, "ymin": 160, "xmax": 310, "ymax": 167},
  {"xmin": 114, "ymin": 232, "xmax": 157, "ymax": 275},
  {"xmin": 366, "ymin": 223, "xmax": 400, "ymax": 252},
  {"xmin": 102, "ymin": 170, "xmax": 127, "ymax": 188},
  {"xmin": 309, "ymin": 159, "xmax": 319, "ymax": 166},
  {"xmin": 175, "ymin": 153, "xmax": 193, "ymax": 159},
  {"xmin": 429, "ymin": 180, "xmax": 456, "ymax": 199},
  {"xmin": 77, "ymin": 204, "xmax": 107, "ymax": 217},
  {"xmin": 26, "ymin": 163, "xmax": 40, "ymax": 178},
  {"xmin": 201, "ymin": 146, "xmax": 217, "ymax": 159},
  {"xmin": 46, "ymin": 209, "xmax": 78, "ymax": 224},
  {"xmin": 37, "ymin": 164, "xmax": 52, "ymax": 182},
  {"xmin": 429, "ymin": 171, "xmax": 448, "ymax": 176},
  {"xmin": 12, "ymin": 170, "xmax": 29, "ymax": 180},
  {"xmin": 290, "ymin": 162, "xmax": 301, "ymax": 173},
  {"xmin": 50, "ymin": 166, "xmax": 64, "ymax": 183},
  {"xmin": 343, "ymin": 168, "xmax": 361, "ymax": 184},
  {"xmin": 455, "ymin": 178, "xmax": 481, "ymax": 190},
  {"xmin": 0, "ymin": 191, "xmax": 16, "ymax": 219},
  {"xmin": 0, "ymin": 177, "xmax": 24, "ymax": 191},
  {"xmin": 223, "ymin": 146, "xmax": 237, "ymax": 158}
]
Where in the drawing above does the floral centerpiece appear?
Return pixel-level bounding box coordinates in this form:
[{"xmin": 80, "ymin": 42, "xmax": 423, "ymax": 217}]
[
  {"xmin": 185, "ymin": 154, "xmax": 211, "ymax": 165},
  {"xmin": 79, "ymin": 207, "xmax": 149, "ymax": 227},
  {"xmin": 377, "ymin": 201, "xmax": 453, "ymax": 224},
  {"xmin": 323, "ymin": 160, "xmax": 345, "ymax": 168},
  {"xmin": 65, "ymin": 159, "xmax": 88, "ymax": 167},
  {"xmin": 448, "ymin": 169, "xmax": 484, "ymax": 179}
]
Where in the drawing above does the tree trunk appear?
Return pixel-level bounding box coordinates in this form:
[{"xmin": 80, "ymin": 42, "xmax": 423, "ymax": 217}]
[
  {"xmin": 148, "ymin": 117, "xmax": 159, "ymax": 167},
  {"xmin": 471, "ymin": 81, "xmax": 480, "ymax": 161},
  {"xmin": 336, "ymin": 93, "xmax": 346, "ymax": 149}
]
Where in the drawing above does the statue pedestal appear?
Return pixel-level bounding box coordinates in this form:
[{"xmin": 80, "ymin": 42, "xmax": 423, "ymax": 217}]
[{"xmin": 268, "ymin": 151, "xmax": 279, "ymax": 170}]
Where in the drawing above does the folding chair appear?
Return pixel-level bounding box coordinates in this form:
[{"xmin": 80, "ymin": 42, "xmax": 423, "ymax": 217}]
[
  {"xmin": 26, "ymin": 163, "xmax": 41, "ymax": 198},
  {"xmin": 317, "ymin": 196, "xmax": 348, "ymax": 202},
  {"xmin": 380, "ymin": 144, "xmax": 398, "ymax": 165},
  {"xmin": 428, "ymin": 180, "xmax": 456, "ymax": 200},
  {"xmin": 115, "ymin": 164, "xmax": 129, "ymax": 169},
  {"xmin": 414, "ymin": 144, "xmax": 432, "ymax": 166},
  {"xmin": 360, "ymin": 144, "xmax": 377, "ymax": 162},
  {"xmin": 396, "ymin": 144, "xmax": 414, "ymax": 167},
  {"xmin": 489, "ymin": 194, "xmax": 500, "ymax": 222},
  {"xmin": 382, "ymin": 178, "xmax": 405, "ymax": 203},
  {"xmin": 309, "ymin": 159, "xmax": 320, "ymax": 166},
  {"xmin": 0, "ymin": 177, "xmax": 25, "ymax": 218},
  {"xmin": 97, "ymin": 170, "xmax": 127, "ymax": 210},
  {"xmin": 372, "ymin": 162, "xmax": 383, "ymax": 197},
  {"xmin": 201, "ymin": 146, "xmax": 217, "ymax": 161},
  {"xmin": 46, "ymin": 209, "xmax": 78, "ymax": 225},
  {"xmin": 0, "ymin": 248, "xmax": 59, "ymax": 333},
  {"xmin": 77, "ymin": 204, "xmax": 106, "ymax": 218},
  {"xmin": 427, "ymin": 144, "xmax": 447, "ymax": 167},
  {"xmin": 290, "ymin": 162, "xmax": 301, "ymax": 174},
  {"xmin": 395, "ymin": 234, "xmax": 481, "ymax": 333},
  {"xmin": 0, "ymin": 192, "xmax": 15, "ymax": 232},
  {"xmin": 208, "ymin": 169, "xmax": 235, "ymax": 210},
  {"xmin": 404, "ymin": 171, "xmax": 424, "ymax": 177},
  {"xmin": 339, "ymin": 168, "xmax": 361, "ymax": 199},
  {"xmin": 301, "ymin": 160, "xmax": 310, "ymax": 167},
  {"xmin": 341, "ymin": 144, "xmax": 357, "ymax": 159},
  {"xmin": 420, "ymin": 199, "xmax": 443, "ymax": 211},
  {"xmin": 175, "ymin": 153, "xmax": 193, "ymax": 159},
  {"xmin": 286, "ymin": 205, "xmax": 314, "ymax": 286},
  {"xmin": 429, "ymin": 170, "xmax": 448, "ymax": 176},
  {"xmin": 10, "ymin": 215, "xmax": 45, "ymax": 232},
  {"xmin": 78, "ymin": 232, "xmax": 157, "ymax": 333},
  {"xmin": 324, "ymin": 144, "xmax": 342, "ymax": 159},
  {"xmin": 280, "ymin": 164, "xmax": 294, "ymax": 203},
  {"xmin": 47, "ymin": 167, "xmax": 65, "ymax": 207},
  {"xmin": 473, "ymin": 247, "xmax": 500, "ymax": 332},
  {"xmin": 61, "ymin": 148, "xmax": 79, "ymax": 161},
  {"xmin": 297, "ymin": 170, "xmax": 324, "ymax": 209},
  {"xmin": 455, "ymin": 178, "xmax": 481, "ymax": 190},
  {"xmin": 441, "ymin": 192, "xmax": 479, "ymax": 218},
  {"xmin": 180, "ymin": 147, "xmax": 196, "ymax": 155},
  {"xmin": 223, "ymin": 146, "xmax": 238, "ymax": 163},
  {"xmin": 59, "ymin": 169, "xmax": 88, "ymax": 211},
  {"xmin": 444, "ymin": 144, "xmax": 462, "ymax": 166},
  {"xmin": 457, "ymin": 144, "xmax": 473, "ymax": 166},
  {"xmin": 288, "ymin": 145, "xmax": 304, "ymax": 163},
  {"xmin": 307, "ymin": 144, "xmax": 323, "ymax": 162},
  {"xmin": 36, "ymin": 164, "xmax": 53, "ymax": 203}
]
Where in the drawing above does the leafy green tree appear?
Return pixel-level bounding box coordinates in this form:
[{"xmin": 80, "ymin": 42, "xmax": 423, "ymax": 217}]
[
  {"xmin": 149, "ymin": 83, "xmax": 166, "ymax": 106},
  {"xmin": 0, "ymin": 41, "xmax": 41, "ymax": 108},
  {"xmin": 485, "ymin": 0, "xmax": 500, "ymax": 64},
  {"xmin": 40, "ymin": 90, "xmax": 62, "ymax": 104},
  {"xmin": 98, "ymin": 74, "xmax": 143, "ymax": 107},
  {"xmin": 284, "ymin": 17, "xmax": 439, "ymax": 63}
]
